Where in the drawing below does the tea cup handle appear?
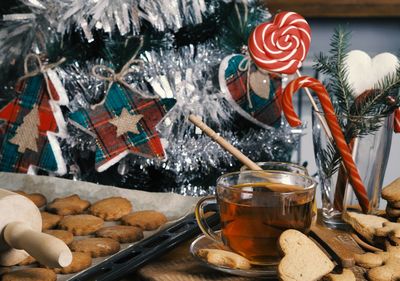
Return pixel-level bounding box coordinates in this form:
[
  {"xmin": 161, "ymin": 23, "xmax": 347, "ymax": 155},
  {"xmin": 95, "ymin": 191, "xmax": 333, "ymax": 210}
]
[{"xmin": 195, "ymin": 195, "xmax": 222, "ymax": 244}]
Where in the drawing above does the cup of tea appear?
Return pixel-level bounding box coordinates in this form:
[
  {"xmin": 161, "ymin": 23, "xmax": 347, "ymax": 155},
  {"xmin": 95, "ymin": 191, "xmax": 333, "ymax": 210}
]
[
  {"xmin": 195, "ymin": 170, "xmax": 316, "ymax": 265},
  {"xmin": 240, "ymin": 161, "xmax": 308, "ymax": 175}
]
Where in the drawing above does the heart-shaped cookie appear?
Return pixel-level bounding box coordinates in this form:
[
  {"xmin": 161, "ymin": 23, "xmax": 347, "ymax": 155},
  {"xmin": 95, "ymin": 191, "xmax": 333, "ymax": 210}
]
[
  {"xmin": 344, "ymin": 50, "xmax": 399, "ymax": 96},
  {"xmin": 219, "ymin": 54, "xmax": 283, "ymax": 128},
  {"xmin": 278, "ymin": 229, "xmax": 334, "ymax": 281}
]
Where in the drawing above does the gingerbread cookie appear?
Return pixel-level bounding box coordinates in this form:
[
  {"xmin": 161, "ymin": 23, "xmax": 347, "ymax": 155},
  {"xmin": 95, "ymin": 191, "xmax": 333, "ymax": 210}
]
[
  {"xmin": 342, "ymin": 211, "xmax": 389, "ymax": 243},
  {"xmin": 43, "ymin": 229, "xmax": 74, "ymax": 245},
  {"xmin": 70, "ymin": 238, "xmax": 120, "ymax": 258},
  {"xmin": 89, "ymin": 197, "xmax": 132, "ymax": 221},
  {"xmin": 323, "ymin": 269, "xmax": 356, "ymax": 281},
  {"xmin": 368, "ymin": 258, "xmax": 400, "ymax": 281},
  {"xmin": 52, "ymin": 252, "xmax": 92, "ymax": 274},
  {"xmin": 375, "ymin": 222, "xmax": 400, "ymax": 239},
  {"xmin": 47, "ymin": 194, "xmax": 90, "ymax": 215},
  {"xmin": 95, "ymin": 225, "xmax": 144, "ymax": 243},
  {"xmin": 386, "ymin": 206, "xmax": 400, "ymax": 218},
  {"xmin": 59, "ymin": 214, "xmax": 104, "ymax": 236},
  {"xmin": 354, "ymin": 243, "xmax": 400, "ymax": 281},
  {"xmin": 381, "ymin": 178, "xmax": 400, "ymax": 202},
  {"xmin": 121, "ymin": 210, "xmax": 167, "ymax": 231},
  {"xmin": 41, "ymin": 211, "xmax": 62, "ymax": 230},
  {"xmin": 388, "ymin": 200, "xmax": 400, "ymax": 209},
  {"xmin": 390, "ymin": 236, "xmax": 400, "ymax": 246},
  {"xmin": 2, "ymin": 268, "xmax": 56, "ymax": 281},
  {"xmin": 18, "ymin": 255, "xmax": 37, "ymax": 266},
  {"xmin": 355, "ymin": 252, "xmax": 384, "ymax": 268},
  {"xmin": 198, "ymin": 249, "xmax": 251, "ymax": 270},
  {"xmin": 278, "ymin": 230, "xmax": 334, "ymax": 281},
  {"xmin": 16, "ymin": 191, "xmax": 47, "ymax": 208}
]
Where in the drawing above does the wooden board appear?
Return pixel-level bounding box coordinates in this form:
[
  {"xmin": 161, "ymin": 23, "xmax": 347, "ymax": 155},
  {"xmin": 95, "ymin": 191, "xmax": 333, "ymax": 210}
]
[
  {"xmin": 310, "ymin": 225, "xmax": 364, "ymax": 268},
  {"xmin": 264, "ymin": 0, "xmax": 400, "ymax": 17}
]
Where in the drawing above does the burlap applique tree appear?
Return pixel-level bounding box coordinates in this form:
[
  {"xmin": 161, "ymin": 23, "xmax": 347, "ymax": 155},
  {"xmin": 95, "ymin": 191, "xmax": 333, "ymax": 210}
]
[
  {"xmin": 9, "ymin": 105, "xmax": 40, "ymax": 153},
  {"xmin": 0, "ymin": 54, "xmax": 68, "ymax": 175}
]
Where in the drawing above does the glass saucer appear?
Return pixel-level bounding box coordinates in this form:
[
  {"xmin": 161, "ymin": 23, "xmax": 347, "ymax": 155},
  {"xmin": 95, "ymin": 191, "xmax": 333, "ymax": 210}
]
[{"xmin": 190, "ymin": 233, "xmax": 277, "ymax": 278}]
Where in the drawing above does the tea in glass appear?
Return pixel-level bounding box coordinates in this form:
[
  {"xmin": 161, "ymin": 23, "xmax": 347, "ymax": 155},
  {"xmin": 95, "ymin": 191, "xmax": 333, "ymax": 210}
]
[{"xmin": 196, "ymin": 171, "xmax": 316, "ymax": 265}]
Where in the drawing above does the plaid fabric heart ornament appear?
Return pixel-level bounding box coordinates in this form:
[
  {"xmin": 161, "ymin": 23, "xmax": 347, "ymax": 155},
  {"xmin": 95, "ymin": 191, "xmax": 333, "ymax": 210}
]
[
  {"xmin": 219, "ymin": 54, "xmax": 283, "ymax": 128},
  {"xmin": 68, "ymin": 42, "xmax": 176, "ymax": 172},
  {"xmin": 0, "ymin": 54, "xmax": 68, "ymax": 175}
]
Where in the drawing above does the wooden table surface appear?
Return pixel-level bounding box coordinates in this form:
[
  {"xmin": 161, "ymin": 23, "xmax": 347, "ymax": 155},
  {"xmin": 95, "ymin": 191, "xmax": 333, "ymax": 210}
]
[
  {"xmin": 120, "ymin": 213, "xmax": 370, "ymax": 281},
  {"xmin": 122, "ymin": 238, "xmax": 259, "ymax": 281}
]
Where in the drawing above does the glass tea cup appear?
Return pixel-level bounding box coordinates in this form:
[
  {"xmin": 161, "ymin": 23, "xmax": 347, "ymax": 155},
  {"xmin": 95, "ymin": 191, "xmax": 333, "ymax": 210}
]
[
  {"xmin": 240, "ymin": 161, "xmax": 308, "ymax": 175},
  {"xmin": 195, "ymin": 170, "xmax": 316, "ymax": 266}
]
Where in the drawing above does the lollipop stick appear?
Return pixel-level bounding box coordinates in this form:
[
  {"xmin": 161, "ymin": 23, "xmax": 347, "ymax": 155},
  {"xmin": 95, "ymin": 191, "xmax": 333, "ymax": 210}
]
[{"xmin": 188, "ymin": 115, "xmax": 262, "ymax": 171}]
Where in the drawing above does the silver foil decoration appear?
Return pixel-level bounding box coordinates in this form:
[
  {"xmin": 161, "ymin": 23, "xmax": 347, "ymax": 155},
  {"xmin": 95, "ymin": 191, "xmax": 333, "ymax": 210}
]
[
  {"xmin": 59, "ymin": 40, "xmax": 301, "ymax": 194},
  {"xmin": 114, "ymin": 43, "xmax": 301, "ymax": 193},
  {"xmin": 6, "ymin": 0, "xmax": 225, "ymax": 42}
]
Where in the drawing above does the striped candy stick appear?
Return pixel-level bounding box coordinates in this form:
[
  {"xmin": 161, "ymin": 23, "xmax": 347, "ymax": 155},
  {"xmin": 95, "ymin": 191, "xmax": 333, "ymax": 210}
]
[
  {"xmin": 282, "ymin": 76, "xmax": 370, "ymax": 213},
  {"xmin": 394, "ymin": 108, "xmax": 400, "ymax": 133}
]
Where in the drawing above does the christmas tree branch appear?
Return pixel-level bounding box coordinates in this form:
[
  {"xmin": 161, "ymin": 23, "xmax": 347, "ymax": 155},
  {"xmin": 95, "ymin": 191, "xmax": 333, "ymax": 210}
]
[{"xmin": 314, "ymin": 27, "xmax": 355, "ymax": 115}]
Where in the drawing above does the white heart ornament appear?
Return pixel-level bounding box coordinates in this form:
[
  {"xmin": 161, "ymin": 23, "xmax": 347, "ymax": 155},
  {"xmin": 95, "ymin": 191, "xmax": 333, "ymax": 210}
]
[{"xmin": 344, "ymin": 50, "xmax": 399, "ymax": 97}]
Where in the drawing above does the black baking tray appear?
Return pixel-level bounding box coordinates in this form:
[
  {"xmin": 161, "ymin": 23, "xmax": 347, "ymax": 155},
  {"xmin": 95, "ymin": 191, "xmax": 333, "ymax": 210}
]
[{"xmin": 69, "ymin": 205, "xmax": 219, "ymax": 281}]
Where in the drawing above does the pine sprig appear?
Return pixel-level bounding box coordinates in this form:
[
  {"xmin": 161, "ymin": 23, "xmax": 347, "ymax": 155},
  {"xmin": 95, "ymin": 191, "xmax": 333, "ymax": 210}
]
[
  {"xmin": 314, "ymin": 27, "xmax": 400, "ymax": 178},
  {"xmin": 314, "ymin": 27, "xmax": 355, "ymax": 115},
  {"xmin": 320, "ymin": 142, "xmax": 342, "ymax": 178}
]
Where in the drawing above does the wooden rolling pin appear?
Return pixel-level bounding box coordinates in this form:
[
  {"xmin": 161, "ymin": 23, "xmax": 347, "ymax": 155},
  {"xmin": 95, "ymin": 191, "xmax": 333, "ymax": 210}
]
[{"xmin": 0, "ymin": 189, "xmax": 72, "ymax": 267}]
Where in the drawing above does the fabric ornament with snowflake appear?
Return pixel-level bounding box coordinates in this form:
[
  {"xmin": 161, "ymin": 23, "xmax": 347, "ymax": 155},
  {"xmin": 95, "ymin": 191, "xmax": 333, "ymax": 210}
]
[{"xmin": 0, "ymin": 54, "xmax": 69, "ymax": 175}]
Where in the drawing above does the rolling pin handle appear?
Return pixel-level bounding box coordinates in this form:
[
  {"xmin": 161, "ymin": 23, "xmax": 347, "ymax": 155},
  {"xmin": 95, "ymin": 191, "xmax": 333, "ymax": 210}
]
[{"xmin": 3, "ymin": 221, "xmax": 72, "ymax": 268}]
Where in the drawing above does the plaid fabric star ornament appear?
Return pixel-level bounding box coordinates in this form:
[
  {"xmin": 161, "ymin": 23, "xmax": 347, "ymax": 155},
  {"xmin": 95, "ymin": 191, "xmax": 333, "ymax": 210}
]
[
  {"xmin": 68, "ymin": 82, "xmax": 176, "ymax": 172},
  {"xmin": 0, "ymin": 55, "xmax": 68, "ymax": 175},
  {"xmin": 219, "ymin": 54, "xmax": 283, "ymax": 128}
]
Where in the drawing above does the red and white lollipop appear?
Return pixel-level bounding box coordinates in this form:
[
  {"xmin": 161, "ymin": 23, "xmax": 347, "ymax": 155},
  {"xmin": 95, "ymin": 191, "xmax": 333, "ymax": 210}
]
[
  {"xmin": 248, "ymin": 11, "xmax": 311, "ymax": 75},
  {"xmin": 248, "ymin": 11, "xmax": 321, "ymax": 116}
]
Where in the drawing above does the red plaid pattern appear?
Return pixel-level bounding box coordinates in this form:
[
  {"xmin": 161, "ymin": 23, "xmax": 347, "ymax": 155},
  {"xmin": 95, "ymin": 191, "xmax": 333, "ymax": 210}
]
[
  {"xmin": 68, "ymin": 83, "xmax": 176, "ymax": 172},
  {"xmin": 0, "ymin": 75, "xmax": 61, "ymax": 173}
]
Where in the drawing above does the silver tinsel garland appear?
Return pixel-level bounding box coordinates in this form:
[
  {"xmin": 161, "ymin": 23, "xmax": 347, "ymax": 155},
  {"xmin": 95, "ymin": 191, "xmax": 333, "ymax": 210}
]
[
  {"xmin": 1, "ymin": 0, "xmax": 231, "ymax": 43},
  {"xmin": 55, "ymin": 40, "xmax": 301, "ymax": 193},
  {"xmin": 0, "ymin": 0, "xmax": 302, "ymax": 194}
]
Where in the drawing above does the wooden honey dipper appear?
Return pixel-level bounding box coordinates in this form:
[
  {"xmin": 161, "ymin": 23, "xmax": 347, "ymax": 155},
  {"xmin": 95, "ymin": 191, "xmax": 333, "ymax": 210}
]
[
  {"xmin": 188, "ymin": 115, "xmax": 305, "ymax": 192},
  {"xmin": 0, "ymin": 189, "xmax": 72, "ymax": 267}
]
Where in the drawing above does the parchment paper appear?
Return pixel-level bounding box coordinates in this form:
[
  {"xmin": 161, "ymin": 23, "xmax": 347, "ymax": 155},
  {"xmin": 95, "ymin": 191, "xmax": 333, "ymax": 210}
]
[{"xmin": 0, "ymin": 172, "xmax": 201, "ymax": 280}]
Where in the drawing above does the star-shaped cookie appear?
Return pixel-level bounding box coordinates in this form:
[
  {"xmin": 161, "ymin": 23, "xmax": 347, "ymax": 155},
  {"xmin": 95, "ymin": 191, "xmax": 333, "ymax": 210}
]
[{"xmin": 68, "ymin": 83, "xmax": 176, "ymax": 172}]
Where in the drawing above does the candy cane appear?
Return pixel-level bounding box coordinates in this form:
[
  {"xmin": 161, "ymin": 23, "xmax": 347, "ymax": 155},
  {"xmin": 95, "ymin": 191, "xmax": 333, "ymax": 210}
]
[
  {"xmin": 283, "ymin": 76, "xmax": 370, "ymax": 213},
  {"xmin": 394, "ymin": 108, "xmax": 400, "ymax": 133}
]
